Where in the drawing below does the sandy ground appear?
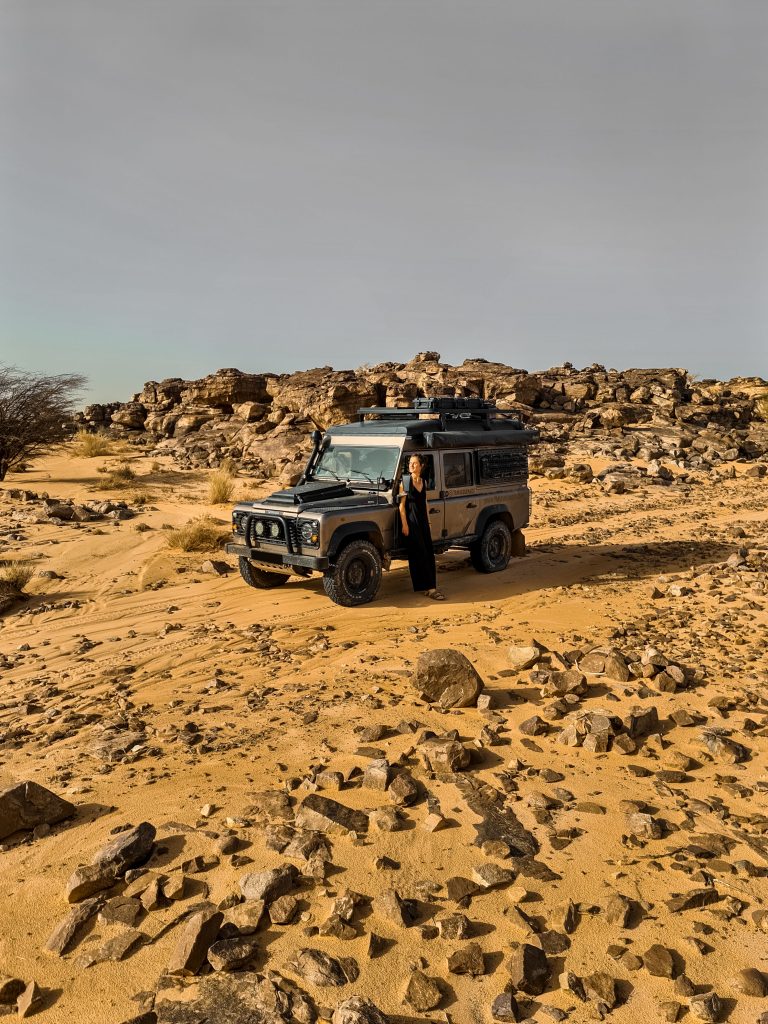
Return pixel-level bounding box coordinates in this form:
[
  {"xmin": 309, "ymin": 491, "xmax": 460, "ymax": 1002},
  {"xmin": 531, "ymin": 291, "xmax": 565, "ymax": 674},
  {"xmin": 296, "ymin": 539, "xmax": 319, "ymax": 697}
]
[{"xmin": 0, "ymin": 447, "xmax": 767, "ymax": 1023}]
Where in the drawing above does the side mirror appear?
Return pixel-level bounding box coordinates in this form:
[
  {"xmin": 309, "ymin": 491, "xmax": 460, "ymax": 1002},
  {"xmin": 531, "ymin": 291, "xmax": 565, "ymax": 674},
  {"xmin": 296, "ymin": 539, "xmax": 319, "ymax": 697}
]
[{"xmin": 310, "ymin": 429, "xmax": 322, "ymax": 446}]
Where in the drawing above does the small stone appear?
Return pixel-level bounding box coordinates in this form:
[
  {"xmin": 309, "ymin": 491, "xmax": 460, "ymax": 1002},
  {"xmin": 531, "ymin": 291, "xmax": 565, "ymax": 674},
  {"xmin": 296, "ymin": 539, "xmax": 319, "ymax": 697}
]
[
  {"xmin": 519, "ymin": 715, "xmax": 548, "ymax": 736},
  {"xmin": 222, "ymin": 900, "xmax": 265, "ymax": 935},
  {"xmin": 689, "ymin": 991, "xmax": 722, "ymax": 1022},
  {"xmin": 472, "ymin": 863, "xmax": 516, "ymax": 890},
  {"xmin": 98, "ymin": 897, "xmax": 142, "ymax": 927},
  {"xmin": 291, "ymin": 948, "xmax": 349, "ymax": 987},
  {"xmin": 508, "ymin": 645, "xmax": 543, "ymax": 671},
  {"xmin": 659, "ymin": 1001, "xmax": 681, "ymax": 1022},
  {"xmin": 583, "ymin": 971, "xmax": 617, "ymax": 1007},
  {"xmin": 388, "ymin": 771, "xmax": 419, "ymax": 806},
  {"xmin": 438, "ymin": 913, "xmax": 471, "ymax": 939},
  {"xmin": 377, "ymin": 888, "xmax": 416, "ymax": 927},
  {"xmin": 605, "ymin": 893, "xmax": 632, "ymax": 926},
  {"xmin": 491, "ymin": 991, "xmax": 520, "ymax": 1021},
  {"xmin": 421, "ymin": 812, "xmax": 447, "ymax": 832},
  {"xmin": 412, "ymin": 648, "xmax": 484, "ymax": 708},
  {"xmin": 628, "ymin": 813, "xmax": 663, "ymax": 840},
  {"xmin": 239, "ymin": 864, "xmax": 298, "ymax": 904},
  {"xmin": 269, "ymin": 894, "xmax": 299, "ymax": 925},
  {"xmin": 0, "ymin": 781, "xmax": 75, "ymax": 840},
  {"xmin": 332, "ymin": 996, "xmax": 388, "ymax": 1024},
  {"xmin": 296, "ymin": 794, "xmax": 369, "ymax": 835},
  {"xmin": 404, "ymin": 970, "xmax": 442, "ymax": 1011},
  {"xmin": 167, "ymin": 910, "xmax": 223, "ymax": 976},
  {"xmin": 76, "ymin": 928, "xmax": 145, "ymax": 968},
  {"xmin": 362, "ymin": 760, "xmax": 391, "ymax": 791},
  {"xmin": 66, "ymin": 864, "xmax": 116, "ymax": 903},
  {"xmin": 91, "ymin": 822, "xmax": 156, "ymax": 876},
  {"xmin": 643, "ymin": 944, "xmax": 675, "ymax": 978},
  {"xmin": 448, "ymin": 941, "xmax": 485, "ymax": 975},
  {"xmin": 16, "ymin": 982, "xmax": 43, "ymax": 1019},
  {"xmin": 509, "ymin": 942, "xmax": 550, "ymax": 995},
  {"xmin": 207, "ymin": 936, "xmax": 259, "ymax": 972},
  {"xmin": 418, "ymin": 736, "xmax": 470, "ymax": 772},
  {"xmin": 730, "ymin": 968, "xmax": 768, "ymax": 997},
  {"xmin": 45, "ymin": 897, "xmax": 104, "ymax": 955}
]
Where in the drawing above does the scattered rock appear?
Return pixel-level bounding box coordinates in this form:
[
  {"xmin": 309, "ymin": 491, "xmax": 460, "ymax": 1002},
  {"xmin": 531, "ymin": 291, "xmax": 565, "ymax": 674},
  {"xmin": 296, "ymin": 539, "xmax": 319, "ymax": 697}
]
[
  {"xmin": 412, "ymin": 648, "xmax": 484, "ymax": 708},
  {"xmin": 404, "ymin": 970, "xmax": 442, "ymax": 1011},
  {"xmin": 508, "ymin": 942, "xmax": 550, "ymax": 995},
  {"xmin": 0, "ymin": 781, "xmax": 75, "ymax": 840},
  {"xmin": 296, "ymin": 794, "xmax": 369, "ymax": 835}
]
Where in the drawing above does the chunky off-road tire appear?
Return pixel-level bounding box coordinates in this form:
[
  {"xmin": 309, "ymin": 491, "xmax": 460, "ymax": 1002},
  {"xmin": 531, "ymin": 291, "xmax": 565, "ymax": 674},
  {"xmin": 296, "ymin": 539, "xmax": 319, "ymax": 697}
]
[
  {"xmin": 323, "ymin": 539, "xmax": 382, "ymax": 607},
  {"xmin": 239, "ymin": 557, "xmax": 290, "ymax": 589},
  {"xmin": 470, "ymin": 519, "xmax": 513, "ymax": 573}
]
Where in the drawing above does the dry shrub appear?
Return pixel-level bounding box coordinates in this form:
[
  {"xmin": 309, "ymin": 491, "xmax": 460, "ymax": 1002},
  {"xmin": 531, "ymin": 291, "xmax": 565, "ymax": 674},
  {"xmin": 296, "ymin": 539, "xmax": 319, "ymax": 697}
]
[
  {"xmin": 208, "ymin": 469, "xmax": 234, "ymax": 505},
  {"xmin": 0, "ymin": 561, "xmax": 34, "ymax": 592},
  {"xmin": 166, "ymin": 516, "xmax": 225, "ymax": 552},
  {"xmin": 94, "ymin": 465, "xmax": 137, "ymax": 490},
  {"xmin": 72, "ymin": 429, "xmax": 113, "ymax": 457}
]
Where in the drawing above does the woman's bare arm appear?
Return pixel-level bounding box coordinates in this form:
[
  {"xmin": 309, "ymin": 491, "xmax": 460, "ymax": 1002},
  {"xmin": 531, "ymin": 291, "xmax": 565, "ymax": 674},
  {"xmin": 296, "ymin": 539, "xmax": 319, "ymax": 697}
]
[{"xmin": 398, "ymin": 483, "xmax": 408, "ymax": 535}]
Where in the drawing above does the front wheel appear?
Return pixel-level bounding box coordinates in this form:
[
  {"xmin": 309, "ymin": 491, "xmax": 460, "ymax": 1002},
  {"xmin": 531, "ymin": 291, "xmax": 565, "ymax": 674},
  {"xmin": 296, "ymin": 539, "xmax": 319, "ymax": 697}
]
[
  {"xmin": 470, "ymin": 519, "xmax": 513, "ymax": 573},
  {"xmin": 323, "ymin": 540, "xmax": 382, "ymax": 606},
  {"xmin": 239, "ymin": 557, "xmax": 290, "ymax": 589}
]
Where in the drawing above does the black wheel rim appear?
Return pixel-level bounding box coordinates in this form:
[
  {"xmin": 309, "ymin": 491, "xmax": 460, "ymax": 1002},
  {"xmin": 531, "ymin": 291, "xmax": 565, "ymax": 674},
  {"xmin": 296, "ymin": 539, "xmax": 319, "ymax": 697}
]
[
  {"xmin": 345, "ymin": 556, "xmax": 372, "ymax": 594},
  {"xmin": 488, "ymin": 530, "xmax": 509, "ymax": 565}
]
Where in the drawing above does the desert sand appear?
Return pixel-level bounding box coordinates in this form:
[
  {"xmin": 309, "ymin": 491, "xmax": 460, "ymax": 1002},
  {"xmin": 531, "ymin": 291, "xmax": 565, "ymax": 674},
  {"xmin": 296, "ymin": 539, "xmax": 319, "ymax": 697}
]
[{"xmin": 0, "ymin": 445, "xmax": 766, "ymax": 1024}]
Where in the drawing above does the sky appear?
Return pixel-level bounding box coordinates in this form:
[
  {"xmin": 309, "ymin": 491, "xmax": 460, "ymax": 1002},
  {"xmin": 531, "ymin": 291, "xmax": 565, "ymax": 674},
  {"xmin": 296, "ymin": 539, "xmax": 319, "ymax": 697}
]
[{"xmin": 1, "ymin": 0, "xmax": 767, "ymax": 404}]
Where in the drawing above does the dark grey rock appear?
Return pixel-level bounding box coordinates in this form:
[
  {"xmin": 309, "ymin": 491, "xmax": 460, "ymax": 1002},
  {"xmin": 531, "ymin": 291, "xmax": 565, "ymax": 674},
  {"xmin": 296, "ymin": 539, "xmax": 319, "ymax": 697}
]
[{"xmin": 0, "ymin": 781, "xmax": 75, "ymax": 840}]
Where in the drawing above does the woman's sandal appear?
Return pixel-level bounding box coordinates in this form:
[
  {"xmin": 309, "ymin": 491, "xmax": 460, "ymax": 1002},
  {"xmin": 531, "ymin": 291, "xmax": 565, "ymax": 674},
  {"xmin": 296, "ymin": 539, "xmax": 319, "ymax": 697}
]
[{"xmin": 426, "ymin": 588, "xmax": 446, "ymax": 601}]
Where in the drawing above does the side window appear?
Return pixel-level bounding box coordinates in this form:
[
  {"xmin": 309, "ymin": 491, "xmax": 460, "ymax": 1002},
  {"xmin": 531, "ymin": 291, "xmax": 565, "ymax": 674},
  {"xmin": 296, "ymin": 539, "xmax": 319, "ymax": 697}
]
[{"xmin": 443, "ymin": 451, "xmax": 473, "ymax": 488}]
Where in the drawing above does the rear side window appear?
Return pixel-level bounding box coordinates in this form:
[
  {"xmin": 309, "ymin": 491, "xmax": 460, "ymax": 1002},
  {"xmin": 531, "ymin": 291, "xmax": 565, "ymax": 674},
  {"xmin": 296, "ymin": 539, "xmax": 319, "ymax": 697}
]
[
  {"xmin": 442, "ymin": 451, "xmax": 473, "ymax": 487},
  {"xmin": 477, "ymin": 447, "xmax": 527, "ymax": 482}
]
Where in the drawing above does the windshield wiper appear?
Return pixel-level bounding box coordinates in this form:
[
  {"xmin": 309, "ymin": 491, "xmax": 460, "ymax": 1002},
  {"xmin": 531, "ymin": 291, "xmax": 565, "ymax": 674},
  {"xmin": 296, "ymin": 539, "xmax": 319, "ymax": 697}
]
[
  {"xmin": 350, "ymin": 469, "xmax": 376, "ymax": 483},
  {"xmin": 314, "ymin": 470, "xmax": 343, "ymax": 481}
]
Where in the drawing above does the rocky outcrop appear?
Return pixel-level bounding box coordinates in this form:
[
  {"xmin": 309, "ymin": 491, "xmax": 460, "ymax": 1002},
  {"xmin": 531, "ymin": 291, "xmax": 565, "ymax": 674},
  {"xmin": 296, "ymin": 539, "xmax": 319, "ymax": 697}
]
[{"xmin": 75, "ymin": 355, "xmax": 768, "ymax": 480}]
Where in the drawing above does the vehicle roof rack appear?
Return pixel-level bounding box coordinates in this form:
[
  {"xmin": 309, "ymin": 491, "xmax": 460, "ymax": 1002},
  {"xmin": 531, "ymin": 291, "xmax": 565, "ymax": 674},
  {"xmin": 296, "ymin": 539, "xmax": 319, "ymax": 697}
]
[{"xmin": 356, "ymin": 396, "xmax": 521, "ymax": 431}]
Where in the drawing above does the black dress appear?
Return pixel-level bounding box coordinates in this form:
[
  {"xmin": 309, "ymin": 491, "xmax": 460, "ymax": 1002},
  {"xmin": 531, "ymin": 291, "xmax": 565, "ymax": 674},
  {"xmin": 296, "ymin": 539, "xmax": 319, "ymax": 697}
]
[{"xmin": 402, "ymin": 478, "xmax": 437, "ymax": 592}]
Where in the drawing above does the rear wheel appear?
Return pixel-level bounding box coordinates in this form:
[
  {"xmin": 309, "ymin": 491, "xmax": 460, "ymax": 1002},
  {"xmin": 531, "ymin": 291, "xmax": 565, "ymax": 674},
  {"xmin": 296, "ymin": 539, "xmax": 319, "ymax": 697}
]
[
  {"xmin": 323, "ymin": 540, "xmax": 382, "ymax": 606},
  {"xmin": 470, "ymin": 519, "xmax": 513, "ymax": 573},
  {"xmin": 239, "ymin": 557, "xmax": 290, "ymax": 589}
]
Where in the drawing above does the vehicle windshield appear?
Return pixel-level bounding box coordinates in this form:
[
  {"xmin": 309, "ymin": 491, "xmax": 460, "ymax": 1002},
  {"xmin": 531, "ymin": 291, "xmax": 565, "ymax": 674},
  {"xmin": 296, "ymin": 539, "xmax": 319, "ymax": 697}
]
[{"xmin": 311, "ymin": 444, "xmax": 401, "ymax": 487}]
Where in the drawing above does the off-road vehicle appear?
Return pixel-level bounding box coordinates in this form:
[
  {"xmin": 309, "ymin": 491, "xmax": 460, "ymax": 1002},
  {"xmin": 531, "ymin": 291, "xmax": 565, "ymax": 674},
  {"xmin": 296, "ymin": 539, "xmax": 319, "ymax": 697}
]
[{"xmin": 226, "ymin": 397, "xmax": 539, "ymax": 606}]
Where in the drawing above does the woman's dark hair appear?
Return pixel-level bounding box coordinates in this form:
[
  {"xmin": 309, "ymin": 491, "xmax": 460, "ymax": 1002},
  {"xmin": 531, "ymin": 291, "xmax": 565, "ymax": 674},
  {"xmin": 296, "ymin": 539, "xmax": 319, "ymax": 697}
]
[{"xmin": 408, "ymin": 453, "xmax": 428, "ymax": 468}]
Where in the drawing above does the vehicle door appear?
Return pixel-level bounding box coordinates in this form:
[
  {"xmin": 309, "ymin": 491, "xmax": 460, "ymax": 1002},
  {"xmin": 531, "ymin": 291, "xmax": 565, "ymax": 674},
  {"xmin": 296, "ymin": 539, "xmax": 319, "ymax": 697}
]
[
  {"xmin": 394, "ymin": 452, "xmax": 445, "ymax": 546},
  {"xmin": 440, "ymin": 450, "xmax": 476, "ymax": 539}
]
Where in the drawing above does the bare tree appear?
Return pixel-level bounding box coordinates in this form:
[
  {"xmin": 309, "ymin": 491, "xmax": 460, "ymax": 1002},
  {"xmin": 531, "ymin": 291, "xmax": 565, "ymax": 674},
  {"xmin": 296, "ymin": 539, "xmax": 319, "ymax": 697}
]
[{"xmin": 0, "ymin": 366, "xmax": 87, "ymax": 481}]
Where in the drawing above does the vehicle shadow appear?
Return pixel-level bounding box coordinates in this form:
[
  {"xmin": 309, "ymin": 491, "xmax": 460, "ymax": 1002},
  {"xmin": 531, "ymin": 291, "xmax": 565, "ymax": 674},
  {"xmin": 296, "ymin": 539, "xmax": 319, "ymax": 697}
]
[{"xmin": 284, "ymin": 538, "xmax": 734, "ymax": 608}]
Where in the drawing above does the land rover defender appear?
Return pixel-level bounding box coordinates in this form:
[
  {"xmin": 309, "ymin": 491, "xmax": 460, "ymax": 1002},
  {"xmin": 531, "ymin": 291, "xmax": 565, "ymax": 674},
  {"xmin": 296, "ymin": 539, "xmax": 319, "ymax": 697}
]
[{"xmin": 226, "ymin": 397, "xmax": 539, "ymax": 606}]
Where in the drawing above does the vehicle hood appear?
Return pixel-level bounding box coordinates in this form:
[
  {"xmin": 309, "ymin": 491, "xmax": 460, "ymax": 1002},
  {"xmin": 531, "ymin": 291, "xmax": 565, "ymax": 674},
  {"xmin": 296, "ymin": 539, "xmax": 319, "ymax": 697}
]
[{"xmin": 259, "ymin": 481, "xmax": 392, "ymax": 511}]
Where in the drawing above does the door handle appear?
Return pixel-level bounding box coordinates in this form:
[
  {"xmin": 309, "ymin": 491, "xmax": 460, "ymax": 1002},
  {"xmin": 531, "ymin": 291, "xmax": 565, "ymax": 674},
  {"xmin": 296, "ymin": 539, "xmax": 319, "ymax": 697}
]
[
  {"xmin": 429, "ymin": 508, "xmax": 440, "ymax": 515},
  {"xmin": 466, "ymin": 502, "xmax": 477, "ymax": 508}
]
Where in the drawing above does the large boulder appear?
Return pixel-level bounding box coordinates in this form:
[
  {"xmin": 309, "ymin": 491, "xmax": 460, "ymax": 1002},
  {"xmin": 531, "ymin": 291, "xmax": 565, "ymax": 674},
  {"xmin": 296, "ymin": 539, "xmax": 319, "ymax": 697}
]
[
  {"xmin": 0, "ymin": 781, "xmax": 75, "ymax": 840},
  {"xmin": 412, "ymin": 648, "xmax": 484, "ymax": 708}
]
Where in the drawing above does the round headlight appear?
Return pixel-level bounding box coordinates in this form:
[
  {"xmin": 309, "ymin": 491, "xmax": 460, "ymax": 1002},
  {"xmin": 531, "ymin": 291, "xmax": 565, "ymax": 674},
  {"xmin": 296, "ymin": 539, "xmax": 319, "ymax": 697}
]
[
  {"xmin": 299, "ymin": 520, "xmax": 318, "ymax": 543},
  {"xmin": 269, "ymin": 521, "xmax": 280, "ymax": 538},
  {"xmin": 255, "ymin": 520, "xmax": 264, "ymax": 536}
]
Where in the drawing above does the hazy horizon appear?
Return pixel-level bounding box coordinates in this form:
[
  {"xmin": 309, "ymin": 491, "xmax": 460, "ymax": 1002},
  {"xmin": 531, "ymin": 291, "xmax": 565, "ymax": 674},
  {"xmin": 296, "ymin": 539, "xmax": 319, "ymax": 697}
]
[{"xmin": 2, "ymin": 1, "xmax": 767, "ymax": 404}]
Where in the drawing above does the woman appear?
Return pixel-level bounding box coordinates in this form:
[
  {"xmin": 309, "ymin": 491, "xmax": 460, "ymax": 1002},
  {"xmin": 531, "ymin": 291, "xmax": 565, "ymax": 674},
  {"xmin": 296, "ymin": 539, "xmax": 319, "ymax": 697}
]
[{"xmin": 398, "ymin": 453, "xmax": 445, "ymax": 600}]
